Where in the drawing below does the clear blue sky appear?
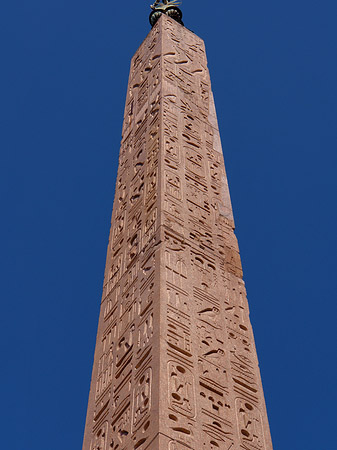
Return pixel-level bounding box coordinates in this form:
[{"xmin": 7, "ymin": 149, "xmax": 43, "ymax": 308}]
[{"xmin": 1, "ymin": 1, "xmax": 336, "ymax": 449}]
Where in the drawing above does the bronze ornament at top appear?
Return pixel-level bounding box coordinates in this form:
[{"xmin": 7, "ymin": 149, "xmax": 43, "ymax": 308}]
[{"xmin": 150, "ymin": 0, "xmax": 184, "ymax": 27}]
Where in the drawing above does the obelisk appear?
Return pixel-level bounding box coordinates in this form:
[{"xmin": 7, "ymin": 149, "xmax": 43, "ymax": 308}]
[{"xmin": 82, "ymin": 7, "xmax": 273, "ymax": 450}]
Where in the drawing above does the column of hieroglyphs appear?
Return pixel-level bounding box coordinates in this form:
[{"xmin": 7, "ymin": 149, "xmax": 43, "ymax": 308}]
[
  {"xmin": 154, "ymin": 16, "xmax": 273, "ymax": 450},
  {"xmin": 82, "ymin": 16, "xmax": 164, "ymax": 450},
  {"xmin": 82, "ymin": 14, "xmax": 273, "ymax": 450}
]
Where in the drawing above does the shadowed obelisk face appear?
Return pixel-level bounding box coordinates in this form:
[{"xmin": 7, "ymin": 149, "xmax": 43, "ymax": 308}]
[{"xmin": 82, "ymin": 14, "xmax": 273, "ymax": 450}]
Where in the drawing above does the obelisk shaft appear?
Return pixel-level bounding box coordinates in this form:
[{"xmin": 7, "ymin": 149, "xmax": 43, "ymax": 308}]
[{"xmin": 83, "ymin": 15, "xmax": 272, "ymax": 450}]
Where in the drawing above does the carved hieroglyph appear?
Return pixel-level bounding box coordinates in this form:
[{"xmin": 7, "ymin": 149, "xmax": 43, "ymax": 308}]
[{"xmin": 82, "ymin": 15, "xmax": 273, "ymax": 450}]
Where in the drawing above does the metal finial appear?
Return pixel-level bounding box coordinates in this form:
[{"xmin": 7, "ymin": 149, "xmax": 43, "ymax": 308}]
[{"xmin": 149, "ymin": 0, "xmax": 184, "ymax": 28}]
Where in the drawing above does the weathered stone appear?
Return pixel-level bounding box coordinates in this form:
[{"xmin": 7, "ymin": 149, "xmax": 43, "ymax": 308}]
[{"xmin": 82, "ymin": 15, "xmax": 273, "ymax": 450}]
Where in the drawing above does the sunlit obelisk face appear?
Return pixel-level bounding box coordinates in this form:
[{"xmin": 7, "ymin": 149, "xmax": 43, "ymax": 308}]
[{"xmin": 82, "ymin": 13, "xmax": 273, "ymax": 450}]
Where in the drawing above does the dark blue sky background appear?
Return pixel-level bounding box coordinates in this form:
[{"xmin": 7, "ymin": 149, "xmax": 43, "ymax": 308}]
[{"xmin": 1, "ymin": 1, "xmax": 336, "ymax": 448}]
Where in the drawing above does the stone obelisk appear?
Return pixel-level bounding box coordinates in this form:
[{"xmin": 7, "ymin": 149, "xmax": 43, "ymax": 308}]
[{"xmin": 82, "ymin": 10, "xmax": 273, "ymax": 450}]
